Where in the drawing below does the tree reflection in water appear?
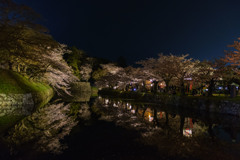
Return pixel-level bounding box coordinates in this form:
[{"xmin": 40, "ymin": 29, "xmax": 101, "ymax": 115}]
[
  {"xmin": 4, "ymin": 96, "xmax": 240, "ymax": 159},
  {"xmin": 94, "ymin": 97, "xmax": 240, "ymax": 159},
  {"xmin": 7, "ymin": 100, "xmax": 90, "ymax": 154},
  {"xmin": 97, "ymin": 97, "xmax": 240, "ymax": 139}
]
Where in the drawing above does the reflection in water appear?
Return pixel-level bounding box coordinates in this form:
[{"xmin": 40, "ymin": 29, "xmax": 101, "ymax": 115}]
[
  {"xmin": 182, "ymin": 118, "xmax": 193, "ymax": 137},
  {"xmin": 96, "ymin": 97, "xmax": 240, "ymax": 142},
  {"xmin": 4, "ymin": 96, "xmax": 240, "ymax": 159},
  {"xmin": 7, "ymin": 100, "xmax": 90, "ymax": 154},
  {"xmin": 92, "ymin": 97, "xmax": 240, "ymax": 159}
]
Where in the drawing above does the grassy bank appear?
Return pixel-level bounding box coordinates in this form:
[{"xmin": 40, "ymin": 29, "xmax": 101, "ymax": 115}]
[
  {"xmin": 0, "ymin": 68, "xmax": 54, "ymax": 107},
  {"xmin": 0, "ymin": 69, "xmax": 51, "ymax": 94},
  {"xmin": 0, "ymin": 69, "xmax": 54, "ymax": 133}
]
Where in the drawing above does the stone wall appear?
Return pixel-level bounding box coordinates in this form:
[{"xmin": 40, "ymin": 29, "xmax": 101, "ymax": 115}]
[
  {"xmin": 0, "ymin": 93, "xmax": 34, "ymax": 116},
  {"xmin": 0, "ymin": 88, "xmax": 54, "ymax": 116}
]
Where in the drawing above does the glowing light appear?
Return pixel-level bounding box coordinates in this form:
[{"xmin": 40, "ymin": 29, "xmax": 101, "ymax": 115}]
[
  {"xmin": 105, "ymin": 99, "xmax": 109, "ymax": 104},
  {"xmin": 184, "ymin": 77, "xmax": 192, "ymax": 80},
  {"xmin": 131, "ymin": 110, "xmax": 135, "ymax": 113},
  {"xmin": 183, "ymin": 129, "xmax": 192, "ymax": 137},
  {"xmin": 113, "ymin": 103, "xmax": 118, "ymax": 107},
  {"xmin": 148, "ymin": 114, "xmax": 154, "ymax": 122}
]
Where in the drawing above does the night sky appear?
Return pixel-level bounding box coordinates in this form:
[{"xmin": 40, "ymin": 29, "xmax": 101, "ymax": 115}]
[{"xmin": 16, "ymin": 0, "xmax": 240, "ymax": 65}]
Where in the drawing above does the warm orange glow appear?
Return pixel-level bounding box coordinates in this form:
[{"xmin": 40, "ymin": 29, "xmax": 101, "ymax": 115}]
[{"xmin": 148, "ymin": 114, "xmax": 153, "ymax": 122}]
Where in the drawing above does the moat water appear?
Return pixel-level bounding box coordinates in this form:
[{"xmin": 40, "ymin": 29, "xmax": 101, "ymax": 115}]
[{"xmin": 1, "ymin": 96, "xmax": 240, "ymax": 159}]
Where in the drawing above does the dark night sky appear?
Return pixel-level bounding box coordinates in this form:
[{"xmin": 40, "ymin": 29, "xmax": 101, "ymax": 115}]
[{"xmin": 16, "ymin": 0, "xmax": 240, "ymax": 64}]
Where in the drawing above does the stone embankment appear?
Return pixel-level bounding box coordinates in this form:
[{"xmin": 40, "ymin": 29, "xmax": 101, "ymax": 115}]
[
  {"xmin": 0, "ymin": 68, "xmax": 54, "ymax": 116},
  {"xmin": 0, "ymin": 93, "xmax": 34, "ymax": 116},
  {"xmin": 0, "ymin": 88, "xmax": 53, "ymax": 116}
]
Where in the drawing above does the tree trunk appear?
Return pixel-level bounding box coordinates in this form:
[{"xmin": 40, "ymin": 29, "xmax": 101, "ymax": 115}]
[
  {"xmin": 153, "ymin": 81, "xmax": 158, "ymax": 94},
  {"xmin": 17, "ymin": 64, "xmax": 20, "ymax": 72},
  {"xmin": 153, "ymin": 108, "xmax": 159, "ymax": 126},
  {"xmin": 164, "ymin": 79, "xmax": 170, "ymax": 93},
  {"xmin": 208, "ymin": 124, "xmax": 214, "ymax": 140},
  {"xmin": 208, "ymin": 78, "xmax": 215, "ymax": 96},
  {"xmin": 142, "ymin": 107, "xmax": 147, "ymax": 118},
  {"xmin": 8, "ymin": 61, "xmax": 13, "ymax": 70},
  {"xmin": 165, "ymin": 112, "xmax": 169, "ymax": 125},
  {"xmin": 135, "ymin": 106, "xmax": 139, "ymax": 115},
  {"xmin": 179, "ymin": 116, "xmax": 185, "ymax": 135},
  {"xmin": 23, "ymin": 66, "xmax": 27, "ymax": 74},
  {"xmin": 140, "ymin": 81, "xmax": 146, "ymax": 92},
  {"xmin": 180, "ymin": 78, "xmax": 185, "ymax": 96}
]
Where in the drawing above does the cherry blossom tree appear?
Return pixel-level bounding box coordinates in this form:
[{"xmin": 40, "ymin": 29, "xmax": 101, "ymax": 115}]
[
  {"xmin": 94, "ymin": 63, "xmax": 124, "ymax": 89},
  {"xmin": 64, "ymin": 47, "xmax": 93, "ymax": 82},
  {"xmin": 192, "ymin": 59, "xmax": 227, "ymax": 96},
  {"xmin": 174, "ymin": 56, "xmax": 198, "ymax": 95},
  {"xmin": 0, "ymin": 1, "xmax": 78, "ymax": 95},
  {"xmin": 0, "ymin": 0, "xmax": 59, "ymax": 70},
  {"xmin": 224, "ymin": 38, "xmax": 240, "ymax": 74},
  {"xmin": 94, "ymin": 64, "xmax": 145, "ymax": 90},
  {"xmin": 137, "ymin": 54, "xmax": 193, "ymax": 93}
]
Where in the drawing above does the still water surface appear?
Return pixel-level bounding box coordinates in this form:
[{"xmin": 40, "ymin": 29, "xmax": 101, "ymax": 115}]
[{"xmin": 1, "ymin": 96, "xmax": 240, "ymax": 159}]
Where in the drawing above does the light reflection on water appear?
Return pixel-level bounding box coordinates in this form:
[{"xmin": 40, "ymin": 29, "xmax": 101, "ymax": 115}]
[
  {"xmin": 2, "ymin": 96, "xmax": 240, "ymax": 159},
  {"xmin": 98, "ymin": 97, "xmax": 240, "ymax": 142},
  {"xmin": 7, "ymin": 101, "xmax": 78, "ymax": 154},
  {"xmin": 5, "ymin": 100, "xmax": 92, "ymax": 157}
]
